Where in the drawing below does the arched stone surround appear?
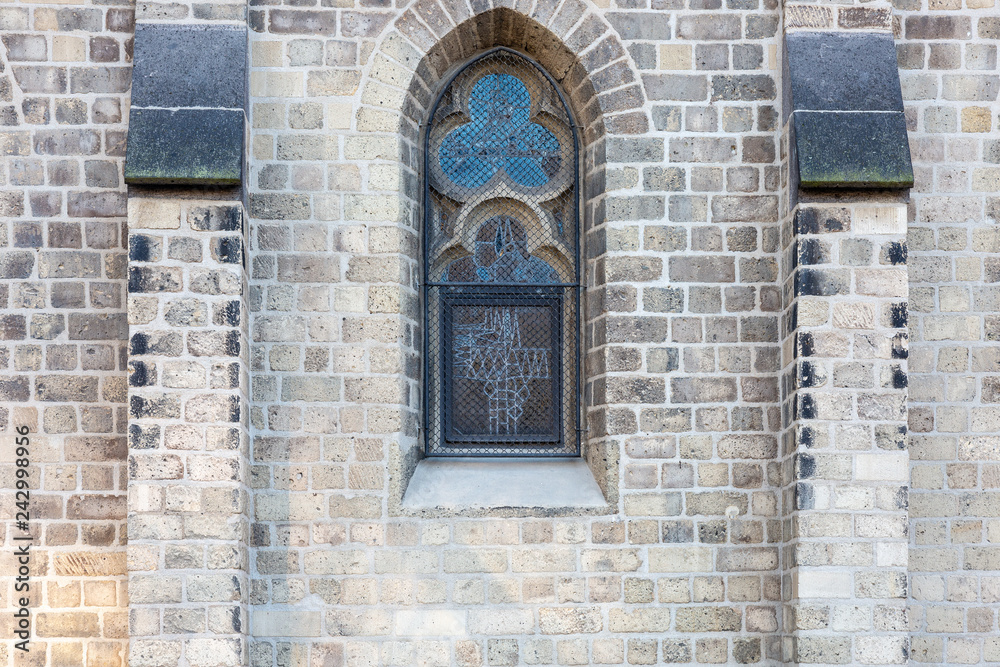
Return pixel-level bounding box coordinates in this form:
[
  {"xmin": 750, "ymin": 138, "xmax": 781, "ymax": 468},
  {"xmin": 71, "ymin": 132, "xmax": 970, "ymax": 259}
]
[{"xmin": 350, "ymin": 3, "xmax": 649, "ymax": 509}]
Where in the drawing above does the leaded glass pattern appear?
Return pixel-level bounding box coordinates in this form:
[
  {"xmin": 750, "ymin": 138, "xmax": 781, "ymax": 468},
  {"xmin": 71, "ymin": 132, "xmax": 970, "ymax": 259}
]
[{"xmin": 424, "ymin": 48, "xmax": 580, "ymax": 457}]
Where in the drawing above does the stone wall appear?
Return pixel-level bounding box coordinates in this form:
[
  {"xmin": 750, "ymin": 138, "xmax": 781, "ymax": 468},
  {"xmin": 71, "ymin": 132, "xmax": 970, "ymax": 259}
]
[
  {"xmin": 245, "ymin": 1, "xmax": 787, "ymax": 664},
  {"xmin": 1, "ymin": 0, "xmax": 999, "ymax": 664},
  {"xmin": 898, "ymin": 1, "xmax": 1000, "ymax": 664},
  {"xmin": 0, "ymin": 0, "xmax": 132, "ymax": 664}
]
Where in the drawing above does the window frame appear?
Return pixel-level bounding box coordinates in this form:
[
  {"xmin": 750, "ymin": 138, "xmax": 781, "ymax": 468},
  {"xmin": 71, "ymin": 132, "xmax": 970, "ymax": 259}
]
[{"xmin": 421, "ymin": 46, "xmax": 583, "ymax": 458}]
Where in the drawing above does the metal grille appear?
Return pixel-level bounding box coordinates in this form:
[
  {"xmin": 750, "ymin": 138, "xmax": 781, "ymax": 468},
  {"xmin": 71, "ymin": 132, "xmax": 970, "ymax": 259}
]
[{"xmin": 423, "ymin": 48, "xmax": 580, "ymax": 457}]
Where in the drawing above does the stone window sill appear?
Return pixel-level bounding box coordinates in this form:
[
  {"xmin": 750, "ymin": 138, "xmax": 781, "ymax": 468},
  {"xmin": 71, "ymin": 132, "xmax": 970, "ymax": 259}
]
[{"xmin": 400, "ymin": 457, "xmax": 609, "ymax": 513}]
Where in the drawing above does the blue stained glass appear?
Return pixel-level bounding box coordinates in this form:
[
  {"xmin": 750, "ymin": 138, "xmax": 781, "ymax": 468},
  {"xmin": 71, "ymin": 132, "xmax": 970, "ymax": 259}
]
[{"xmin": 438, "ymin": 74, "xmax": 561, "ymax": 189}]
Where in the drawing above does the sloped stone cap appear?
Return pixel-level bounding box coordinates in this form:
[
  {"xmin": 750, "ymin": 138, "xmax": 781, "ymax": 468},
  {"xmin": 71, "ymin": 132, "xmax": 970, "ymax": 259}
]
[
  {"xmin": 793, "ymin": 111, "xmax": 914, "ymax": 189},
  {"xmin": 784, "ymin": 31, "xmax": 913, "ymax": 189},
  {"xmin": 125, "ymin": 24, "xmax": 246, "ymax": 186},
  {"xmin": 125, "ymin": 108, "xmax": 243, "ymax": 185}
]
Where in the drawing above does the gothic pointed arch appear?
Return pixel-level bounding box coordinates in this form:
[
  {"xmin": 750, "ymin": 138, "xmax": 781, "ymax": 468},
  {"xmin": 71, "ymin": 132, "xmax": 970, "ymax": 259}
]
[{"xmin": 355, "ymin": 4, "xmax": 648, "ymax": 505}]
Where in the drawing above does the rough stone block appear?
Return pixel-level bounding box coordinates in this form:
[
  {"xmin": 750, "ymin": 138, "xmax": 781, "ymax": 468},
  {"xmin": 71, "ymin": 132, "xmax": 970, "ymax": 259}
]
[{"xmin": 125, "ymin": 108, "xmax": 243, "ymax": 185}]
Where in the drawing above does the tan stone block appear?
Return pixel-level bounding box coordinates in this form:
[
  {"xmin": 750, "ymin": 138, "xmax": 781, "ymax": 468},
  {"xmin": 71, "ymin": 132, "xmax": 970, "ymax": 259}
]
[
  {"xmin": 539, "ymin": 607, "xmax": 603, "ymax": 634},
  {"xmin": 344, "ymin": 194, "xmax": 402, "ymax": 222},
  {"xmin": 973, "ymin": 167, "xmax": 1000, "ymax": 191},
  {"xmin": 252, "ymin": 41, "xmax": 283, "ymax": 67},
  {"xmin": 369, "ymin": 54, "xmax": 412, "ymax": 88},
  {"xmin": 52, "ymin": 36, "xmax": 85, "ymax": 61},
  {"xmin": 303, "ymin": 550, "xmax": 368, "ymax": 575},
  {"xmin": 186, "ymin": 638, "xmax": 241, "ymax": 667},
  {"xmin": 593, "ymin": 638, "xmax": 624, "ymax": 664},
  {"xmin": 326, "ymin": 610, "xmax": 391, "ymax": 636},
  {"xmin": 306, "ymin": 70, "xmax": 360, "ymax": 96},
  {"xmin": 368, "ymin": 163, "xmax": 401, "ymax": 191},
  {"xmin": 511, "ymin": 548, "xmax": 576, "ymax": 573},
  {"xmin": 127, "ymin": 545, "xmax": 159, "ymax": 572},
  {"xmin": 832, "ymin": 302, "xmax": 876, "ymax": 329},
  {"xmin": 855, "ymin": 268, "xmax": 907, "ymax": 297},
  {"xmin": 327, "ymin": 102, "xmax": 353, "ymax": 130},
  {"xmin": 698, "ymin": 462, "xmax": 728, "ymax": 486},
  {"xmin": 162, "ymin": 361, "xmax": 206, "ymax": 389},
  {"xmin": 785, "ymin": 3, "xmax": 833, "ymax": 28},
  {"xmin": 958, "ymin": 435, "xmax": 1000, "ymax": 461},
  {"xmin": 623, "ymin": 492, "xmax": 680, "ymax": 517},
  {"xmin": 127, "ymin": 575, "xmax": 182, "ymax": 604},
  {"xmin": 33, "ymin": 7, "xmax": 58, "ymax": 29},
  {"xmin": 344, "ymin": 135, "xmax": 398, "ymax": 161},
  {"xmin": 926, "ymin": 607, "xmax": 964, "ymax": 633},
  {"xmin": 648, "ymin": 547, "xmax": 712, "ymax": 573},
  {"xmin": 444, "ymin": 549, "xmax": 507, "ymax": 573},
  {"xmin": 362, "ymin": 80, "xmax": 406, "ymax": 109},
  {"xmin": 253, "ymin": 134, "xmax": 273, "ymax": 160},
  {"xmin": 660, "ymin": 44, "xmax": 692, "ymax": 70},
  {"xmin": 350, "ymin": 522, "xmax": 383, "ymax": 546},
  {"xmin": 581, "ymin": 549, "xmax": 641, "ymax": 572},
  {"xmin": 256, "ymin": 492, "xmax": 325, "ymax": 521},
  {"xmin": 674, "ymin": 606, "xmax": 741, "ymax": 632},
  {"xmin": 924, "ymin": 316, "xmax": 981, "ymax": 341},
  {"xmin": 86, "ymin": 642, "xmax": 124, "ymax": 667},
  {"xmin": 128, "ymin": 199, "xmax": 180, "ymax": 230},
  {"xmin": 252, "ymin": 611, "xmax": 322, "ymax": 637},
  {"xmin": 258, "ymin": 71, "xmax": 304, "ymax": 97},
  {"xmin": 396, "ymin": 610, "xmax": 466, "ymax": 636},
  {"xmin": 355, "ymin": 107, "xmax": 397, "ymax": 134},
  {"xmin": 962, "ymin": 106, "xmax": 992, "ymax": 132},
  {"xmin": 130, "ymin": 640, "xmax": 182, "ymax": 667},
  {"xmin": 163, "ymin": 484, "xmax": 201, "ymax": 512},
  {"xmin": 653, "ymin": 578, "xmax": 690, "ymax": 606},
  {"xmin": 82, "ymin": 580, "xmax": 117, "ymax": 607},
  {"xmin": 609, "ymin": 608, "xmax": 671, "ymax": 632},
  {"xmin": 796, "ymin": 298, "xmax": 829, "ymax": 326},
  {"xmin": 336, "ymin": 581, "xmax": 375, "ymax": 610},
  {"xmin": 47, "ymin": 582, "xmax": 81, "ymax": 608},
  {"xmin": 745, "ymin": 605, "xmax": 778, "ymax": 632}
]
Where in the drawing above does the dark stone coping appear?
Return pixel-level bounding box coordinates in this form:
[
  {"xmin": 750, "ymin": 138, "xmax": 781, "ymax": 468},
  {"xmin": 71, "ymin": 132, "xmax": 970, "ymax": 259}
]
[
  {"xmin": 124, "ymin": 108, "xmax": 243, "ymax": 185},
  {"xmin": 131, "ymin": 23, "xmax": 247, "ymax": 110},
  {"xmin": 792, "ymin": 110, "xmax": 914, "ymax": 189},
  {"xmin": 783, "ymin": 31, "xmax": 904, "ymax": 120}
]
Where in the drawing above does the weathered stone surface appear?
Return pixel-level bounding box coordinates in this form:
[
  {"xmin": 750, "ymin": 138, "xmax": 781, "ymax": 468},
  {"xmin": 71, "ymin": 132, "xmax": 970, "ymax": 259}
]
[
  {"xmin": 784, "ymin": 31, "xmax": 904, "ymax": 114},
  {"xmin": 131, "ymin": 24, "xmax": 246, "ymax": 109},
  {"xmin": 125, "ymin": 108, "xmax": 243, "ymax": 185},
  {"xmin": 793, "ymin": 111, "xmax": 913, "ymax": 188}
]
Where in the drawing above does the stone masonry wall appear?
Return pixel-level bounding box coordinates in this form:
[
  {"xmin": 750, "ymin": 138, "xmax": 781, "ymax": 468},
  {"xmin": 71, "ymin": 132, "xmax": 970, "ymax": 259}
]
[
  {"xmin": 4, "ymin": 0, "xmax": 1000, "ymax": 663},
  {"xmin": 1, "ymin": 0, "xmax": 133, "ymax": 664},
  {"xmin": 777, "ymin": 6, "xmax": 913, "ymax": 665},
  {"xmin": 245, "ymin": 0, "xmax": 786, "ymax": 664},
  {"xmin": 898, "ymin": 0, "xmax": 1000, "ymax": 663}
]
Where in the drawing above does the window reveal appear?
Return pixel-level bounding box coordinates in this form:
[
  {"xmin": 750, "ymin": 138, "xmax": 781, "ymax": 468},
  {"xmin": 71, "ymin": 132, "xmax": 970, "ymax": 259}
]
[{"xmin": 424, "ymin": 48, "xmax": 580, "ymax": 457}]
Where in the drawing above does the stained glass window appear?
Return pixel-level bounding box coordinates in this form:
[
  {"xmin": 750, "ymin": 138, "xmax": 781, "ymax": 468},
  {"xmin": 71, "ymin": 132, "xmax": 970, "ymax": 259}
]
[{"xmin": 424, "ymin": 48, "xmax": 580, "ymax": 457}]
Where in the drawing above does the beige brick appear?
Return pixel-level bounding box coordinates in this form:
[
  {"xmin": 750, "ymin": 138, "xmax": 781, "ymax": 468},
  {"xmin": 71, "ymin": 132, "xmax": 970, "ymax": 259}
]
[
  {"xmin": 128, "ymin": 199, "xmax": 180, "ymax": 230},
  {"xmin": 538, "ymin": 607, "xmax": 603, "ymax": 634},
  {"xmin": 396, "ymin": 610, "xmax": 466, "ymax": 636},
  {"xmin": 252, "ymin": 611, "xmax": 321, "ymax": 637},
  {"xmin": 648, "ymin": 547, "xmax": 713, "ymax": 573},
  {"xmin": 659, "ymin": 44, "xmax": 692, "ymax": 70}
]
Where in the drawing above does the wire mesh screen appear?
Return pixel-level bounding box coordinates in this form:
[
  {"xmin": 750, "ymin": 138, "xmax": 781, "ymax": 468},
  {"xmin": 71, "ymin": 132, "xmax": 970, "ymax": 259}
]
[{"xmin": 423, "ymin": 48, "xmax": 580, "ymax": 457}]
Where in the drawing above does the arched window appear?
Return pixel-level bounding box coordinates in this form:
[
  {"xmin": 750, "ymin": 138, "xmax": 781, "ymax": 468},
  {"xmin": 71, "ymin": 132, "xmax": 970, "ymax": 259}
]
[{"xmin": 423, "ymin": 48, "xmax": 580, "ymax": 457}]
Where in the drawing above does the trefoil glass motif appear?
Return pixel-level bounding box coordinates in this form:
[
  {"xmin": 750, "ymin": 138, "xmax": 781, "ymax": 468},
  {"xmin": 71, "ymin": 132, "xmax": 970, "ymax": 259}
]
[{"xmin": 438, "ymin": 74, "xmax": 562, "ymax": 189}]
